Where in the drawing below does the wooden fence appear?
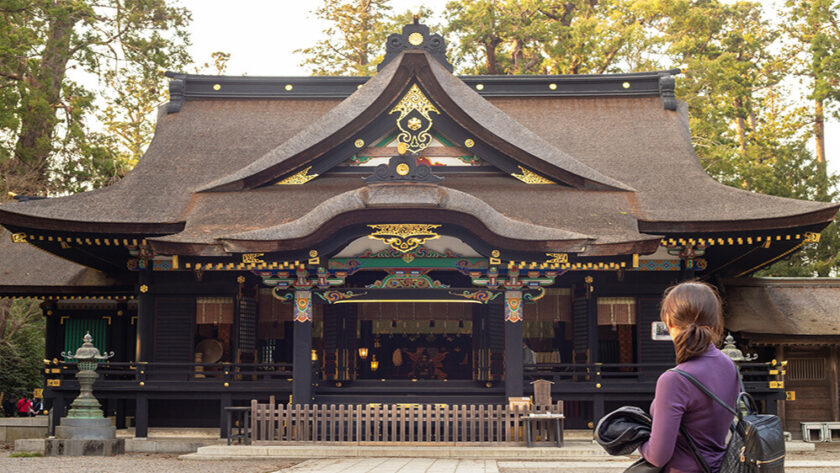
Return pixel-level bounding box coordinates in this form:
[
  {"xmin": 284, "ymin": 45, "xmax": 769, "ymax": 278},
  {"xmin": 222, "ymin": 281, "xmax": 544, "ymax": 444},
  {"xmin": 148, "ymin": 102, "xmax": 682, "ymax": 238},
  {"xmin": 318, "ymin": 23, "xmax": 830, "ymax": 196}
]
[{"xmin": 250, "ymin": 398, "xmax": 563, "ymax": 445}]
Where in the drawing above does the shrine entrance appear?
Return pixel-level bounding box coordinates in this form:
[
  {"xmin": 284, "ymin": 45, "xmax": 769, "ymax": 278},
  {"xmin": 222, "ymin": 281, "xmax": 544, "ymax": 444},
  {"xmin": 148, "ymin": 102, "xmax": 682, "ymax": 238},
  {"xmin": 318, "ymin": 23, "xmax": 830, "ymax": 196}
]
[{"xmin": 355, "ymin": 302, "xmax": 473, "ymax": 381}]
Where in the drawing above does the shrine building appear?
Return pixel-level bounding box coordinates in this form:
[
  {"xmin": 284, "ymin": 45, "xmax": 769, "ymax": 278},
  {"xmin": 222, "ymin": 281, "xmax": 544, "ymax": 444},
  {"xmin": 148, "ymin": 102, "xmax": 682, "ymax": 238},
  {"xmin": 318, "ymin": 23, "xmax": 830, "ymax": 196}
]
[{"xmin": 1, "ymin": 21, "xmax": 838, "ymax": 437}]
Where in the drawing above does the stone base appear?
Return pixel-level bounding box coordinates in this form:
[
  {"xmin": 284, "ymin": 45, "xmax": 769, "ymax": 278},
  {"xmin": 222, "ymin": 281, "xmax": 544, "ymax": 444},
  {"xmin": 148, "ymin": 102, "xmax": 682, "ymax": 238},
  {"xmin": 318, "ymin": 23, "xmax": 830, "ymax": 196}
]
[
  {"xmin": 45, "ymin": 438, "xmax": 125, "ymax": 456},
  {"xmin": 55, "ymin": 417, "xmax": 116, "ymax": 440}
]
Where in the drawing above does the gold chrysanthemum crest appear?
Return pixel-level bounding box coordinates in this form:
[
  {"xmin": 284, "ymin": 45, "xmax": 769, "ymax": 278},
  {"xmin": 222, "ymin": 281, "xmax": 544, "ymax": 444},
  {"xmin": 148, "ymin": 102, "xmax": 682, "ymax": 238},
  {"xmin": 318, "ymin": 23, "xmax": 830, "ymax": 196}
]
[{"xmin": 389, "ymin": 84, "xmax": 440, "ymax": 153}]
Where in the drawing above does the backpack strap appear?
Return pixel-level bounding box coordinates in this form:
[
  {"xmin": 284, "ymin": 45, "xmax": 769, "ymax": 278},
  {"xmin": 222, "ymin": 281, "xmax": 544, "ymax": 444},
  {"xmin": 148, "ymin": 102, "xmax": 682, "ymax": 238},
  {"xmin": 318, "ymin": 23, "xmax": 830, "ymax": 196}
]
[
  {"xmin": 678, "ymin": 424, "xmax": 713, "ymax": 473},
  {"xmin": 669, "ymin": 368, "xmax": 738, "ymax": 416}
]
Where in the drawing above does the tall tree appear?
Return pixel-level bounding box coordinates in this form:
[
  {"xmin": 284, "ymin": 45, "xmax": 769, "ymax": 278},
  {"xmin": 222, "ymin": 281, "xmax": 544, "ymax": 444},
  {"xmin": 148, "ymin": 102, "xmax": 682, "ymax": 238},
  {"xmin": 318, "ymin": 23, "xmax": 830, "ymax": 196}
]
[
  {"xmin": 0, "ymin": 0, "xmax": 192, "ymax": 196},
  {"xmin": 0, "ymin": 299, "xmax": 43, "ymax": 404},
  {"xmin": 444, "ymin": 0, "xmax": 653, "ymax": 75},
  {"xmin": 296, "ymin": 0, "xmax": 393, "ymax": 76},
  {"xmin": 783, "ymin": 0, "xmax": 840, "ymax": 200},
  {"xmin": 296, "ymin": 0, "xmax": 435, "ymax": 76}
]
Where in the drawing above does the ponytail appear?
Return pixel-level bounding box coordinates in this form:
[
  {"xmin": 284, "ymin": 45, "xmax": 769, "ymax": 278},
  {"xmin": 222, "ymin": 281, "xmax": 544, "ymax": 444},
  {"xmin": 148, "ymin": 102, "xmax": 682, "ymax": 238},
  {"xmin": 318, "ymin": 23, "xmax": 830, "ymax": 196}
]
[
  {"xmin": 660, "ymin": 282, "xmax": 724, "ymax": 364},
  {"xmin": 672, "ymin": 323, "xmax": 718, "ymax": 364}
]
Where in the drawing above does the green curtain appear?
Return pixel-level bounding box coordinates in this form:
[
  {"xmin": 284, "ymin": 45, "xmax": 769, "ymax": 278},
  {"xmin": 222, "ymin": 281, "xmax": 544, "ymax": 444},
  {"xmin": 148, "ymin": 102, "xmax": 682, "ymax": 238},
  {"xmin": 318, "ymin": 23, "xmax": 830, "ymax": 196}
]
[{"xmin": 63, "ymin": 318, "xmax": 107, "ymax": 360}]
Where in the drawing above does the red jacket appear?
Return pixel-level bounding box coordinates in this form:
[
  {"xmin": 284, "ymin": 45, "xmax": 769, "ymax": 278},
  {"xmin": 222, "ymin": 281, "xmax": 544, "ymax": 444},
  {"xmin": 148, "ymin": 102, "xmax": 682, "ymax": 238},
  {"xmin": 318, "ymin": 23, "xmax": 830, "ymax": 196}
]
[{"xmin": 17, "ymin": 398, "xmax": 31, "ymax": 413}]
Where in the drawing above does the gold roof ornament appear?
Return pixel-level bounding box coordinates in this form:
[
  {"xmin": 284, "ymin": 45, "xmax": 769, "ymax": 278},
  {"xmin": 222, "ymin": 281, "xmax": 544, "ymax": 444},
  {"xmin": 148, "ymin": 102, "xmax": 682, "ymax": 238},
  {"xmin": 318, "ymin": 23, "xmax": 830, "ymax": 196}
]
[
  {"xmin": 277, "ymin": 166, "xmax": 318, "ymax": 185},
  {"xmin": 512, "ymin": 166, "xmax": 555, "ymax": 184},
  {"xmin": 389, "ymin": 84, "xmax": 440, "ymax": 153},
  {"xmin": 368, "ymin": 223, "xmax": 441, "ymax": 253}
]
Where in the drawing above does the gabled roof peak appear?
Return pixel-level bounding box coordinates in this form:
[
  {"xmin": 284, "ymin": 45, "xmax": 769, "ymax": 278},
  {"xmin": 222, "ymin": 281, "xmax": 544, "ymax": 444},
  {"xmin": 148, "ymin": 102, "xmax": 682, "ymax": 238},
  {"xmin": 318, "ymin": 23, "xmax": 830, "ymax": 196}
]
[
  {"xmin": 198, "ymin": 51, "xmax": 633, "ymax": 193},
  {"xmin": 380, "ymin": 20, "xmax": 453, "ymax": 72}
]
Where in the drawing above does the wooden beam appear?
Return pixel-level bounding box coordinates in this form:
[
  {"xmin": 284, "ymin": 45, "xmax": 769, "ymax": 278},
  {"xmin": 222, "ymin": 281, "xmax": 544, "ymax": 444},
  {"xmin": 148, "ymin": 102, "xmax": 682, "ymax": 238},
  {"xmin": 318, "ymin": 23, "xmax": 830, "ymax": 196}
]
[{"xmin": 357, "ymin": 146, "xmax": 472, "ymax": 157}]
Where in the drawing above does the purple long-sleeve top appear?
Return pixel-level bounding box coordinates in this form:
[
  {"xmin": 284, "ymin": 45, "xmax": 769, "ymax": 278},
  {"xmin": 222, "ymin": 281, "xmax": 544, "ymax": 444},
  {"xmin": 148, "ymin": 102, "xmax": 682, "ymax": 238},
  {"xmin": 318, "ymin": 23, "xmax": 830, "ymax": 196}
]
[{"xmin": 639, "ymin": 344, "xmax": 739, "ymax": 473}]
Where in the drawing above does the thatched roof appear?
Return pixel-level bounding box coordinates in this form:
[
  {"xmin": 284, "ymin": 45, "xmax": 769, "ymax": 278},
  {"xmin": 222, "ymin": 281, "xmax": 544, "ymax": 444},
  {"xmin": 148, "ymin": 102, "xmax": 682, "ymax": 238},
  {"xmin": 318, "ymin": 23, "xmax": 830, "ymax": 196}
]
[
  {"xmin": 724, "ymin": 278, "xmax": 840, "ymax": 336},
  {"xmin": 0, "ymin": 49, "xmax": 836, "ymax": 259},
  {"xmin": 0, "ymin": 229, "xmax": 124, "ymax": 296}
]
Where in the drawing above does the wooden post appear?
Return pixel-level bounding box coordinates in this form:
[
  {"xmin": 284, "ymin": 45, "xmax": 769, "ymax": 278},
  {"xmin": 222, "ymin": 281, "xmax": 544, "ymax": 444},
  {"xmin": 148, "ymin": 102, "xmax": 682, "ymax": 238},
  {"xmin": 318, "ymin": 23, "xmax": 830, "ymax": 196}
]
[
  {"xmin": 587, "ymin": 282, "xmax": 598, "ymax": 364},
  {"xmin": 136, "ymin": 271, "xmax": 153, "ymax": 362},
  {"xmin": 776, "ymin": 345, "xmax": 786, "ymax": 429},
  {"xmin": 505, "ymin": 290, "xmax": 524, "ymax": 398},
  {"xmin": 292, "ymin": 290, "xmax": 313, "ymax": 405},
  {"xmin": 42, "ymin": 302, "xmax": 58, "ymax": 360},
  {"xmin": 49, "ymin": 393, "xmax": 64, "ymax": 437},
  {"xmin": 135, "ymin": 394, "xmax": 148, "ymax": 438},
  {"xmin": 135, "ymin": 271, "xmax": 153, "ymax": 438},
  {"xmin": 220, "ymin": 393, "xmax": 231, "ymax": 439},
  {"xmin": 112, "ymin": 302, "xmax": 128, "ymax": 362}
]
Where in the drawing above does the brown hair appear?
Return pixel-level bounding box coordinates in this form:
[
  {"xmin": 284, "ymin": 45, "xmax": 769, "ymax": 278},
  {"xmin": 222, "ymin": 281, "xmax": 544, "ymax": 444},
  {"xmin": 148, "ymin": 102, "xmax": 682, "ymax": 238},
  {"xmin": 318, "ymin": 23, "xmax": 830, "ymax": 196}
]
[{"xmin": 660, "ymin": 281, "xmax": 724, "ymax": 364}]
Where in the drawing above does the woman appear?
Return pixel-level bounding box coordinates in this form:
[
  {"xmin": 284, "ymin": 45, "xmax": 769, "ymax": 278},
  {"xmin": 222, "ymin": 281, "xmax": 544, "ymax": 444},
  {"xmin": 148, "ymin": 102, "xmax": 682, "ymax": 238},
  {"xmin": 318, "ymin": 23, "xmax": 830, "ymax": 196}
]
[{"xmin": 639, "ymin": 281, "xmax": 739, "ymax": 473}]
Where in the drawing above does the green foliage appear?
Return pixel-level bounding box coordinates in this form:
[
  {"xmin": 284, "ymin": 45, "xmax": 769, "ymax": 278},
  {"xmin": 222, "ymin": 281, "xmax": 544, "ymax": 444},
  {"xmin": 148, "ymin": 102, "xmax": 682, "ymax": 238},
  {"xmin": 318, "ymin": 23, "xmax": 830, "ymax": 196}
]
[
  {"xmin": 297, "ymin": 0, "xmax": 840, "ymax": 276},
  {"xmin": 295, "ymin": 0, "xmax": 437, "ymax": 76},
  {"xmin": 0, "ymin": 299, "xmax": 44, "ymax": 405},
  {"xmin": 0, "ymin": 0, "xmax": 193, "ymax": 196}
]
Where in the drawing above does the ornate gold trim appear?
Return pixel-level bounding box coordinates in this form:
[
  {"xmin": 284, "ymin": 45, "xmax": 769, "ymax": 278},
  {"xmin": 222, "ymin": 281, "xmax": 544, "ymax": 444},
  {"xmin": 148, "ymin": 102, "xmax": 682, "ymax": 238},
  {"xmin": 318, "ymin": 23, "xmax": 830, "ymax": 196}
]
[
  {"xmin": 545, "ymin": 253, "xmax": 569, "ymax": 264},
  {"xmin": 10, "ymin": 232, "xmax": 26, "ymax": 243},
  {"xmin": 389, "ymin": 84, "xmax": 440, "ymax": 153},
  {"xmin": 277, "ymin": 166, "xmax": 318, "ymax": 185},
  {"xmin": 511, "ymin": 166, "xmax": 554, "ymax": 184},
  {"xmin": 368, "ymin": 223, "xmax": 441, "ymax": 253}
]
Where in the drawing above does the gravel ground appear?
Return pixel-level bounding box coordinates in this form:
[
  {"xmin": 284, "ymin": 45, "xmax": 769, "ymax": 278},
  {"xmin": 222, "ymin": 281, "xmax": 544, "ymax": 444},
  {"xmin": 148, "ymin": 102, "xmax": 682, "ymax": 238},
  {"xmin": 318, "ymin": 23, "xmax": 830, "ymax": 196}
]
[
  {"xmin": 0, "ymin": 444, "xmax": 297, "ymax": 473},
  {"xmin": 1, "ymin": 442, "xmax": 837, "ymax": 473}
]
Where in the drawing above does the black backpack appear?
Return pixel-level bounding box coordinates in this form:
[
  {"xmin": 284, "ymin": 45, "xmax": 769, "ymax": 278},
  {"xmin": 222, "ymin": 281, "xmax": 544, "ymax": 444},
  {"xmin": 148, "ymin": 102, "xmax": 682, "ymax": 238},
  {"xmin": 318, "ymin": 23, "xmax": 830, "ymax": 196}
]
[{"xmin": 671, "ymin": 369, "xmax": 785, "ymax": 473}]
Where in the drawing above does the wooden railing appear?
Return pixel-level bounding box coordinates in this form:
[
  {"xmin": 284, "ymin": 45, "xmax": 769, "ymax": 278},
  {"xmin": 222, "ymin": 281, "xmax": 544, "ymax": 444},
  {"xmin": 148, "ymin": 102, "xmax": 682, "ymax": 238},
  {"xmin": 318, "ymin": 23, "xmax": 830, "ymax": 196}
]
[
  {"xmin": 47, "ymin": 361, "xmax": 293, "ymax": 386},
  {"xmin": 250, "ymin": 398, "xmax": 563, "ymax": 444},
  {"xmin": 524, "ymin": 362, "xmax": 783, "ymax": 393}
]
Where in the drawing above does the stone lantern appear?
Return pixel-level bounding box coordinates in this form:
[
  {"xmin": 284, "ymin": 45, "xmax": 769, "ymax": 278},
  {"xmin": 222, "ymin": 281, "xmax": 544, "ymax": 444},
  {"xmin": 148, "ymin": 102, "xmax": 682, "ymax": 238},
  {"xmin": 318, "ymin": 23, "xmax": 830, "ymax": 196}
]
[
  {"xmin": 61, "ymin": 332, "xmax": 114, "ymax": 419},
  {"xmin": 721, "ymin": 333, "xmax": 758, "ymax": 362},
  {"xmin": 46, "ymin": 332, "xmax": 124, "ymax": 456}
]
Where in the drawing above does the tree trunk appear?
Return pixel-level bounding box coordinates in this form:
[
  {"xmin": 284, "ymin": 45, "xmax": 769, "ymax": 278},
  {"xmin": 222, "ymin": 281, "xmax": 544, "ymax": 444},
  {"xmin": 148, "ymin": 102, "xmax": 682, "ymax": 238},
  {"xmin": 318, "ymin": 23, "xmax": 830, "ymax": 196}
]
[
  {"xmin": 815, "ymin": 99, "xmax": 828, "ymax": 200},
  {"xmin": 734, "ymin": 96, "xmax": 748, "ymax": 155},
  {"xmin": 815, "ymin": 99, "xmax": 826, "ymax": 164},
  {"xmin": 485, "ymin": 40, "xmax": 499, "ymax": 74},
  {"xmin": 8, "ymin": 4, "xmax": 78, "ymax": 195}
]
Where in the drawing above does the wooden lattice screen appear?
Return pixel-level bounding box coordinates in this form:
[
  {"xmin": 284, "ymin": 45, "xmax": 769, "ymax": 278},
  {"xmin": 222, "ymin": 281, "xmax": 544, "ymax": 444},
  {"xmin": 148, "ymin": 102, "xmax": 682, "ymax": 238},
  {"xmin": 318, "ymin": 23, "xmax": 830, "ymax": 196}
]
[{"xmin": 250, "ymin": 400, "xmax": 563, "ymax": 444}]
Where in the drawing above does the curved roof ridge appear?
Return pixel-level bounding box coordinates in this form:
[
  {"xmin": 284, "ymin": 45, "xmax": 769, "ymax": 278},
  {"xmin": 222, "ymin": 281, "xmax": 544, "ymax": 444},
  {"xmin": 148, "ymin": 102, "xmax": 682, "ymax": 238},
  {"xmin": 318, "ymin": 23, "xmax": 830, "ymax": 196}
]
[
  {"xmin": 198, "ymin": 56, "xmax": 404, "ymax": 192},
  {"xmin": 200, "ymin": 51, "xmax": 633, "ymax": 193},
  {"xmin": 425, "ymin": 57, "xmax": 633, "ymax": 192},
  {"xmin": 219, "ymin": 183, "xmax": 592, "ymax": 248}
]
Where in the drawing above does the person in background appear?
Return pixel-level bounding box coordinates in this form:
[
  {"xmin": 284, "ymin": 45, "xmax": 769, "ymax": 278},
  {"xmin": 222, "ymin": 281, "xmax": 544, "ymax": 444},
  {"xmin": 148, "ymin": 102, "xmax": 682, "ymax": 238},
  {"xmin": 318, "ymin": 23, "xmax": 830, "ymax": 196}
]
[
  {"xmin": 522, "ymin": 341, "xmax": 537, "ymax": 366},
  {"xmin": 2, "ymin": 394, "xmax": 15, "ymax": 417},
  {"xmin": 32, "ymin": 397, "xmax": 43, "ymax": 415},
  {"xmin": 16, "ymin": 395, "xmax": 32, "ymax": 417},
  {"xmin": 639, "ymin": 281, "xmax": 739, "ymax": 473}
]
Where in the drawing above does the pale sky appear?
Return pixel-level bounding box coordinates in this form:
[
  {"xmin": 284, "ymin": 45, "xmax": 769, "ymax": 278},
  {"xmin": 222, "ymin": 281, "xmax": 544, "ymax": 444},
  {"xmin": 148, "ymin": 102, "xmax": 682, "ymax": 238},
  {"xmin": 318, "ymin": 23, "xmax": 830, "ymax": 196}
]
[{"xmin": 179, "ymin": 0, "xmax": 838, "ymax": 174}]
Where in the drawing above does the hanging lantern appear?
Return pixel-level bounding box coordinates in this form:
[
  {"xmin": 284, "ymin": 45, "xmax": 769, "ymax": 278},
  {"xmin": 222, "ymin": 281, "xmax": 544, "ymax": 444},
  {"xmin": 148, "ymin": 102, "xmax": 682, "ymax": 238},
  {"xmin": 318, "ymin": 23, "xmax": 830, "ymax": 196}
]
[
  {"xmin": 311, "ymin": 349, "xmax": 318, "ymax": 361},
  {"xmin": 370, "ymin": 355, "xmax": 379, "ymax": 372},
  {"xmin": 358, "ymin": 347, "xmax": 369, "ymax": 359}
]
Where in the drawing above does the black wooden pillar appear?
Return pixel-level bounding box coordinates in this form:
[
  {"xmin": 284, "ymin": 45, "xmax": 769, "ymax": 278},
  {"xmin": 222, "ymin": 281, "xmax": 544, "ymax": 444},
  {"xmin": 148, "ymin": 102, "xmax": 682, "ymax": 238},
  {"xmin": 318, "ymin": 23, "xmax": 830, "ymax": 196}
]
[
  {"xmin": 504, "ymin": 290, "xmax": 524, "ymax": 399},
  {"xmin": 292, "ymin": 290, "xmax": 313, "ymax": 405},
  {"xmin": 135, "ymin": 270, "xmax": 153, "ymax": 438},
  {"xmin": 112, "ymin": 302, "xmax": 128, "ymax": 362},
  {"xmin": 48, "ymin": 393, "xmax": 64, "ymax": 436},
  {"xmin": 219, "ymin": 394, "xmax": 232, "ymax": 439},
  {"xmin": 587, "ymin": 282, "xmax": 599, "ymax": 364},
  {"xmin": 42, "ymin": 302, "xmax": 58, "ymax": 360},
  {"xmin": 135, "ymin": 394, "xmax": 148, "ymax": 438}
]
